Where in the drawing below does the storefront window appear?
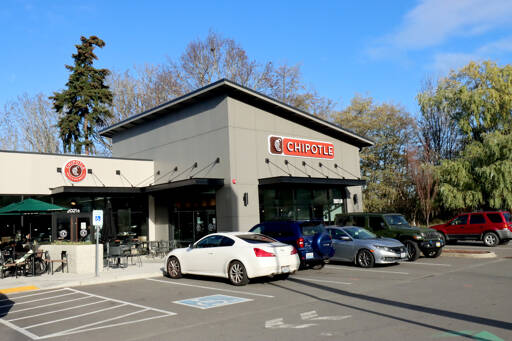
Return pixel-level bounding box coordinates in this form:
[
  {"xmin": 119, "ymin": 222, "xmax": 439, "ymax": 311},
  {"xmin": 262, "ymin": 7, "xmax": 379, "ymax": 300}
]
[{"xmin": 259, "ymin": 186, "xmax": 347, "ymax": 223}]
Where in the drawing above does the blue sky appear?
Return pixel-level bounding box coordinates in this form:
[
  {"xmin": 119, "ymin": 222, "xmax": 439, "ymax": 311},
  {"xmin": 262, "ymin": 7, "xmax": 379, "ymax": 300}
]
[{"xmin": 2, "ymin": 0, "xmax": 512, "ymax": 116}]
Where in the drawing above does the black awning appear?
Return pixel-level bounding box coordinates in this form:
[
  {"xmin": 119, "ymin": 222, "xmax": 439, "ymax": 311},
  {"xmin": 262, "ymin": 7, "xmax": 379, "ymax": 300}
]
[
  {"xmin": 50, "ymin": 178, "xmax": 225, "ymax": 195},
  {"xmin": 258, "ymin": 176, "xmax": 365, "ymax": 187},
  {"xmin": 50, "ymin": 186, "xmax": 142, "ymax": 195},
  {"xmin": 143, "ymin": 178, "xmax": 225, "ymax": 193}
]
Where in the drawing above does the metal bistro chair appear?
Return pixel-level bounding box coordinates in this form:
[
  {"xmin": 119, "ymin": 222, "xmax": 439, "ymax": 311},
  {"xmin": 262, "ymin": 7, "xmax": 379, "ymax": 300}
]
[
  {"xmin": 148, "ymin": 241, "xmax": 159, "ymax": 258},
  {"xmin": 156, "ymin": 240, "xmax": 170, "ymax": 258},
  {"xmin": 107, "ymin": 246, "xmax": 127, "ymax": 269},
  {"xmin": 127, "ymin": 243, "xmax": 143, "ymax": 267}
]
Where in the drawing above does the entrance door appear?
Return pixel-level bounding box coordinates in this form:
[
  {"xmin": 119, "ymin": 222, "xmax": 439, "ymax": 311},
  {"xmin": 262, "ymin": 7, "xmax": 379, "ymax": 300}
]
[
  {"xmin": 172, "ymin": 210, "xmax": 216, "ymax": 248},
  {"xmin": 53, "ymin": 213, "xmax": 92, "ymax": 242}
]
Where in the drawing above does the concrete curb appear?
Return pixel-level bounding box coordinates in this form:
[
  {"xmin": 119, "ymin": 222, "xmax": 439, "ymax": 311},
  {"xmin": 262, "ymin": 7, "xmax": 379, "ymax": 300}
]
[{"xmin": 442, "ymin": 249, "xmax": 497, "ymax": 258}]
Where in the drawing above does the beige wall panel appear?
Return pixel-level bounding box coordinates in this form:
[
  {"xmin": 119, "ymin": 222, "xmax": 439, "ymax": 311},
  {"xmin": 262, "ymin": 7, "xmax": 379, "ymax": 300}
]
[{"xmin": 0, "ymin": 152, "xmax": 153, "ymax": 195}]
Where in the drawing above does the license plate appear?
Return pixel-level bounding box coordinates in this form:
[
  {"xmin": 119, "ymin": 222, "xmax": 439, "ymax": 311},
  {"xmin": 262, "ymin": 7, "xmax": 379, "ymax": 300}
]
[
  {"xmin": 281, "ymin": 266, "xmax": 290, "ymax": 273},
  {"xmin": 306, "ymin": 252, "xmax": 314, "ymax": 259},
  {"xmin": 436, "ymin": 242, "xmax": 441, "ymax": 247},
  {"xmin": 401, "ymin": 252, "xmax": 406, "ymax": 258}
]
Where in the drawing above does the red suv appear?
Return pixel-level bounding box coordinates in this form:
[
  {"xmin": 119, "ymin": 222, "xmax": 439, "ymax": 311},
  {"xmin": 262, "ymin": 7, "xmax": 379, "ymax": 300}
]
[{"xmin": 431, "ymin": 211, "xmax": 512, "ymax": 247}]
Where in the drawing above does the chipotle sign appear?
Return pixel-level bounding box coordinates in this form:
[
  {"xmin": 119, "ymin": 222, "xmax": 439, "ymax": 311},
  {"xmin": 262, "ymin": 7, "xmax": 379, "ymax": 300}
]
[
  {"xmin": 268, "ymin": 135, "xmax": 334, "ymax": 159},
  {"xmin": 64, "ymin": 159, "xmax": 87, "ymax": 182}
]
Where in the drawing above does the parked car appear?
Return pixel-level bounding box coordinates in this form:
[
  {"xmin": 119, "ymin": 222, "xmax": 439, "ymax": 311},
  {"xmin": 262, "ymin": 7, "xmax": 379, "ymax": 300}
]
[
  {"xmin": 326, "ymin": 226, "xmax": 408, "ymax": 268},
  {"xmin": 249, "ymin": 220, "xmax": 334, "ymax": 269},
  {"xmin": 431, "ymin": 211, "xmax": 512, "ymax": 247},
  {"xmin": 335, "ymin": 213, "xmax": 444, "ymax": 261},
  {"xmin": 164, "ymin": 232, "xmax": 300, "ymax": 286}
]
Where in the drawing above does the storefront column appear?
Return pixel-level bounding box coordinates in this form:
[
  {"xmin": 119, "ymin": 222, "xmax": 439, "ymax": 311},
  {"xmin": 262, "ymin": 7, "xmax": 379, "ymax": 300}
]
[{"xmin": 148, "ymin": 195, "xmax": 156, "ymax": 241}]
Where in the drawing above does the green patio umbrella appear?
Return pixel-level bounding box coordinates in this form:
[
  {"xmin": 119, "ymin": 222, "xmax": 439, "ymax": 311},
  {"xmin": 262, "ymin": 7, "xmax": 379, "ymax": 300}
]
[
  {"xmin": 0, "ymin": 198, "xmax": 68, "ymax": 214},
  {"xmin": 0, "ymin": 199, "xmax": 68, "ymax": 240}
]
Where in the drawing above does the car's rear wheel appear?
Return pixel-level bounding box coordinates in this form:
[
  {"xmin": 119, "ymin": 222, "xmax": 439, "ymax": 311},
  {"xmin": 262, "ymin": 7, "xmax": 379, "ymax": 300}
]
[
  {"xmin": 228, "ymin": 260, "xmax": 249, "ymax": 286},
  {"xmin": 483, "ymin": 232, "xmax": 500, "ymax": 247},
  {"xmin": 311, "ymin": 262, "xmax": 325, "ymax": 270},
  {"xmin": 166, "ymin": 256, "xmax": 182, "ymax": 279},
  {"xmin": 356, "ymin": 249, "xmax": 375, "ymax": 268},
  {"xmin": 424, "ymin": 248, "xmax": 443, "ymax": 258},
  {"xmin": 405, "ymin": 240, "xmax": 420, "ymax": 261}
]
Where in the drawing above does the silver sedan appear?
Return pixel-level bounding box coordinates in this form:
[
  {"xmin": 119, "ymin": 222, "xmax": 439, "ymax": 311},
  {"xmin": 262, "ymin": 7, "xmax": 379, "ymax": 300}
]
[{"xmin": 326, "ymin": 226, "xmax": 407, "ymax": 268}]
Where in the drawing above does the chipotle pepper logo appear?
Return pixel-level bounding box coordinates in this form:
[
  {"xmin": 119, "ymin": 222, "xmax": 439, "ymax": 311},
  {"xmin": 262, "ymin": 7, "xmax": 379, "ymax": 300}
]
[
  {"xmin": 64, "ymin": 160, "xmax": 87, "ymax": 182},
  {"xmin": 268, "ymin": 135, "xmax": 334, "ymax": 159}
]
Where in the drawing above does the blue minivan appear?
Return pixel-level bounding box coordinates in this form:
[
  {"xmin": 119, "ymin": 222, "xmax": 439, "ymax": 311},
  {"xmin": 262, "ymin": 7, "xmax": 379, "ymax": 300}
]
[{"xmin": 249, "ymin": 220, "xmax": 334, "ymax": 269}]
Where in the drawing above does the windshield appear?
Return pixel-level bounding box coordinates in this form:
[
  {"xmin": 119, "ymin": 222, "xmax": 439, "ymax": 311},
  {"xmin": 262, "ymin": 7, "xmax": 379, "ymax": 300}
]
[
  {"xmin": 384, "ymin": 215, "xmax": 410, "ymax": 226},
  {"xmin": 504, "ymin": 212, "xmax": 511, "ymax": 223},
  {"xmin": 300, "ymin": 223, "xmax": 325, "ymax": 236},
  {"xmin": 237, "ymin": 234, "xmax": 277, "ymax": 244},
  {"xmin": 343, "ymin": 227, "xmax": 377, "ymax": 240}
]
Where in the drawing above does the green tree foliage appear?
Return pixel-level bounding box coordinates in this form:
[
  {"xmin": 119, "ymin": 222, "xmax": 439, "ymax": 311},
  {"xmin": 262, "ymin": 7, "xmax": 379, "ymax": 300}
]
[
  {"xmin": 425, "ymin": 61, "xmax": 512, "ymax": 143},
  {"xmin": 333, "ymin": 96, "xmax": 416, "ymax": 215},
  {"xmin": 51, "ymin": 36, "xmax": 113, "ymax": 154},
  {"xmin": 439, "ymin": 131, "xmax": 512, "ymax": 210}
]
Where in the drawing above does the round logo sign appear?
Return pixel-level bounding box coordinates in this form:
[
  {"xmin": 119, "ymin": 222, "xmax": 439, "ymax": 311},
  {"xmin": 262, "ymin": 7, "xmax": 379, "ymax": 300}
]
[
  {"xmin": 64, "ymin": 160, "xmax": 87, "ymax": 182},
  {"xmin": 79, "ymin": 229, "xmax": 88, "ymax": 238},
  {"xmin": 59, "ymin": 230, "xmax": 68, "ymax": 238}
]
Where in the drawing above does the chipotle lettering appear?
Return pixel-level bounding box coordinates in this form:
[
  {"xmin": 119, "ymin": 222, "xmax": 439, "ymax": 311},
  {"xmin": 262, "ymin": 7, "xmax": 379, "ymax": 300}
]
[{"xmin": 268, "ymin": 135, "xmax": 334, "ymax": 159}]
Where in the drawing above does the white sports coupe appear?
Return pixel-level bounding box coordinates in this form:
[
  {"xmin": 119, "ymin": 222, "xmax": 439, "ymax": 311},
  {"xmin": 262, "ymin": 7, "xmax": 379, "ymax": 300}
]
[{"xmin": 164, "ymin": 232, "xmax": 300, "ymax": 286}]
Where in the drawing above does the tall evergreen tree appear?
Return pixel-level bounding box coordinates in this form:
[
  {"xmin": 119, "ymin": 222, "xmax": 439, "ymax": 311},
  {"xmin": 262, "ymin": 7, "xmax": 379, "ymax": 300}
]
[{"xmin": 51, "ymin": 36, "xmax": 113, "ymax": 154}]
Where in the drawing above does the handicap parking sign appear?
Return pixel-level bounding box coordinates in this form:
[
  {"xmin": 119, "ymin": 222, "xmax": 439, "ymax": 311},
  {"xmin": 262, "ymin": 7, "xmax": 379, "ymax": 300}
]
[{"xmin": 173, "ymin": 295, "xmax": 252, "ymax": 309}]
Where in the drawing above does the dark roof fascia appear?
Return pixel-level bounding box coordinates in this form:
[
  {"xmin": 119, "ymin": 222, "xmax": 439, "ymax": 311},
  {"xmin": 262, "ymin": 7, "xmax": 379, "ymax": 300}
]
[
  {"xmin": 100, "ymin": 79, "xmax": 374, "ymax": 148},
  {"xmin": 258, "ymin": 176, "xmax": 366, "ymax": 187},
  {"xmin": 50, "ymin": 186, "xmax": 142, "ymax": 195},
  {"xmin": 0, "ymin": 149, "xmax": 152, "ymax": 162},
  {"xmin": 143, "ymin": 178, "xmax": 225, "ymax": 193}
]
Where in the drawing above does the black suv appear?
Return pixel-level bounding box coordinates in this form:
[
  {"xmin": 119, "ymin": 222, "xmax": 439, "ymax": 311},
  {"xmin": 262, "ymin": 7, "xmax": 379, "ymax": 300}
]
[
  {"xmin": 335, "ymin": 213, "xmax": 444, "ymax": 261},
  {"xmin": 250, "ymin": 220, "xmax": 334, "ymax": 269}
]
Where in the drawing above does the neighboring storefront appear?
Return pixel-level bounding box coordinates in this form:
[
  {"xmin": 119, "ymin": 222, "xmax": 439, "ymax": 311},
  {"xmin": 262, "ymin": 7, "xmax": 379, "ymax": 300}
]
[{"xmin": 0, "ymin": 79, "xmax": 373, "ymax": 247}]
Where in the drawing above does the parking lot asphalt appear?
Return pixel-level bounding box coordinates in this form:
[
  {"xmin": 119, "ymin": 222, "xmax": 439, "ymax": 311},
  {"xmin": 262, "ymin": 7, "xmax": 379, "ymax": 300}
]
[{"xmin": 1, "ymin": 244, "xmax": 511, "ymax": 341}]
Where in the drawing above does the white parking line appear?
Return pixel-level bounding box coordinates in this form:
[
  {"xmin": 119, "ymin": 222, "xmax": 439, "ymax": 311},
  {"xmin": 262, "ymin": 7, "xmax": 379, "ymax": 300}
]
[
  {"xmin": 0, "ymin": 289, "xmax": 67, "ymax": 302},
  {"xmin": 1, "ymin": 287, "xmax": 177, "ymax": 340},
  {"xmin": 39, "ymin": 309, "xmax": 150, "ymax": 339},
  {"xmin": 25, "ymin": 303, "xmax": 128, "ymax": 329},
  {"xmin": 146, "ymin": 278, "xmax": 275, "ymax": 298},
  {"xmin": 413, "ymin": 262, "xmax": 452, "ymax": 267},
  {"xmin": 293, "ymin": 277, "xmax": 352, "ymax": 285},
  {"xmin": 6, "ymin": 299, "xmax": 108, "ymax": 322},
  {"xmin": 6, "ymin": 296, "xmax": 91, "ymax": 314},
  {"xmin": 325, "ymin": 265, "xmax": 409, "ymax": 275},
  {"xmin": 0, "ymin": 292, "xmax": 76, "ymax": 308}
]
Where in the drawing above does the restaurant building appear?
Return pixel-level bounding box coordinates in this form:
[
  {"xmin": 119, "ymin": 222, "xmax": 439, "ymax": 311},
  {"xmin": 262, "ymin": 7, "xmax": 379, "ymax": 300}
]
[{"xmin": 0, "ymin": 79, "xmax": 373, "ymax": 247}]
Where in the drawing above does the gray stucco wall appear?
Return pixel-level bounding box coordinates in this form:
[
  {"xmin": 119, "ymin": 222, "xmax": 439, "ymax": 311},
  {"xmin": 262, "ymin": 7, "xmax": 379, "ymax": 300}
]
[
  {"xmin": 225, "ymin": 97, "xmax": 363, "ymax": 231},
  {"xmin": 109, "ymin": 94, "xmax": 363, "ymax": 234}
]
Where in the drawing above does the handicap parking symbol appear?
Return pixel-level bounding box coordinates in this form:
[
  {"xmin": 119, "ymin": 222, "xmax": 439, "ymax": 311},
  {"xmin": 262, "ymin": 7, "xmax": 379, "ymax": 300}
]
[{"xmin": 173, "ymin": 294, "xmax": 253, "ymax": 309}]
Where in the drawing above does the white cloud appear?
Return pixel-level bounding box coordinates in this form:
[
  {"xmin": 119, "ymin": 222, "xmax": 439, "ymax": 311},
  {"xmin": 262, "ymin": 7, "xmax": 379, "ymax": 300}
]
[
  {"xmin": 367, "ymin": 0, "xmax": 512, "ymax": 54},
  {"xmin": 391, "ymin": 0, "xmax": 512, "ymax": 49},
  {"xmin": 430, "ymin": 52, "xmax": 479, "ymax": 74},
  {"xmin": 429, "ymin": 35, "xmax": 512, "ymax": 74}
]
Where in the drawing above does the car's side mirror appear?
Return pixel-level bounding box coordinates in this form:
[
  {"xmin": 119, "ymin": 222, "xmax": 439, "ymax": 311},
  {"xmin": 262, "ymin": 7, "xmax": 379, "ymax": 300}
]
[{"xmin": 188, "ymin": 243, "xmax": 194, "ymax": 249}]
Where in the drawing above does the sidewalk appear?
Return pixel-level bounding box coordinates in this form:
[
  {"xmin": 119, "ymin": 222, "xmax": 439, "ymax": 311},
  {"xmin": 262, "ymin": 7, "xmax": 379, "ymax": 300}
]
[{"xmin": 0, "ymin": 256, "xmax": 166, "ymax": 293}]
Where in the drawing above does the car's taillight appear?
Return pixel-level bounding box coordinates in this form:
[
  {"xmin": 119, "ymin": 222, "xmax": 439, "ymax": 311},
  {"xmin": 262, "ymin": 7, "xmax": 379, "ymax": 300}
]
[
  {"xmin": 297, "ymin": 237, "xmax": 305, "ymax": 248},
  {"xmin": 290, "ymin": 248, "xmax": 298, "ymax": 255},
  {"xmin": 253, "ymin": 248, "xmax": 275, "ymax": 257}
]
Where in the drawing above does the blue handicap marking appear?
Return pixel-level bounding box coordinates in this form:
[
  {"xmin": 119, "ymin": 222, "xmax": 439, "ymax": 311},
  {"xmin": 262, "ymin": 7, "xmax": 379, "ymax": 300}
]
[{"xmin": 173, "ymin": 294, "xmax": 253, "ymax": 309}]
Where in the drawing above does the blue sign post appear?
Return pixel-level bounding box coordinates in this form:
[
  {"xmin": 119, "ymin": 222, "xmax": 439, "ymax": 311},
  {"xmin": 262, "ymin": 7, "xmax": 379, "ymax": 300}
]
[{"xmin": 92, "ymin": 210, "xmax": 103, "ymax": 277}]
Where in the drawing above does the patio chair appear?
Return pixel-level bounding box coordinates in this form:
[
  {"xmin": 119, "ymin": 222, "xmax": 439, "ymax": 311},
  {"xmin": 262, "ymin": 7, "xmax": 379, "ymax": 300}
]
[
  {"xmin": 148, "ymin": 241, "xmax": 159, "ymax": 258},
  {"xmin": 156, "ymin": 241, "xmax": 170, "ymax": 258},
  {"xmin": 107, "ymin": 246, "xmax": 127, "ymax": 268},
  {"xmin": 49, "ymin": 251, "xmax": 68, "ymax": 274},
  {"xmin": 0, "ymin": 251, "xmax": 27, "ymax": 278}
]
